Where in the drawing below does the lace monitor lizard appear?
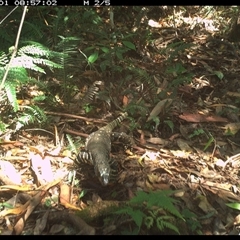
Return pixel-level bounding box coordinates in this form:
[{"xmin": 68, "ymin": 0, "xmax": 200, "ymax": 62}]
[{"xmin": 76, "ymin": 112, "xmax": 134, "ymax": 186}]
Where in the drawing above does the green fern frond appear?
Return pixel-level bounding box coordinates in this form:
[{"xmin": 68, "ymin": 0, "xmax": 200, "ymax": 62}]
[
  {"xmin": 18, "ymin": 44, "xmax": 51, "ymax": 57},
  {"xmin": 114, "ymin": 206, "xmax": 145, "ymax": 232},
  {"xmin": 33, "ymin": 58, "xmax": 63, "ymax": 69},
  {"xmin": 21, "ymin": 41, "xmax": 64, "ymax": 58},
  {"xmin": 57, "ymin": 36, "xmax": 81, "ymax": 50},
  {"xmin": 0, "ymin": 66, "xmax": 29, "ymax": 84},
  {"xmin": 55, "ymin": 36, "xmax": 80, "ymax": 66},
  {"xmin": 32, "ymin": 95, "xmax": 46, "ymax": 102},
  {"xmin": 125, "ymin": 102, "xmax": 148, "ymax": 116},
  {"xmin": 0, "ymin": 120, "xmax": 7, "ymax": 134},
  {"xmin": 11, "ymin": 55, "xmax": 62, "ymax": 73},
  {"xmin": 11, "ymin": 56, "xmax": 45, "ymax": 73},
  {"xmin": 15, "ymin": 114, "xmax": 33, "ymax": 131},
  {"xmin": 156, "ymin": 216, "xmax": 180, "ymax": 234},
  {"xmin": 52, "ymin": 8, "xmax": 66, "ymax": 43},
  {"xmin": 66, "ymin": 134, "xmax": 78, "ymax": 154},
  {"xmin": 144, "ymin": 216, "xmax": 154, "ymax": 230},
  {"xmin": 15, "ymin": 105, "xmax": 47, "ymax": 131},
  {"xmin": 4, "ymin": 81, "xmax": 18, "ymax": 112},
  {"xmin": 0, "ymin": 52, "xmax": 9, "ymax": 66},
  {"xmin": 164, "ymin": 41, "xmax": 194, "ymax": 62},
  {"xmin": 24, "ymin": 105, "xmax": 47, "ymax": 123},
  {"xmin": 22, "ymin": 21, "xmax": 44, "ymax": 40},
  {"xmin": 0, "ymin": 28, "xmax": 13, "ymax": 50},
  {"xmin": 130, "ymin": 190, "xmax": 184, "ymax": 221}
]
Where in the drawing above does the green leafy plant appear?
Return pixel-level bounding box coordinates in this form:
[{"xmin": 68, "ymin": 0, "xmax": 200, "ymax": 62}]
[
  {"xmin": 181, "ymin": 208, "xmax": 202, "ymax": 234},
  {"xmin": 188, "ymin": 129, "xmax": 215, "ymax": 151},
  {"xmin": 113, "ymin": 190, "xmax": 185, "ymax": 234},
  {"xmin": 15, "ymin": 105, "xmax": 47, "ymax": 131},
  {"xmin": 0, "ymin": 42, "xmax": 63, "ymax": 133},
  {"xmin": 188, "ymin": 128, "xmax": 205, "ymax": 139},
  {"xmin": 162, "ymin": 41, "xmax": 194, "ymax": 63},
  {"xmin": 226, "ymin": 202, "xmax": 240, "ymax": 211}
]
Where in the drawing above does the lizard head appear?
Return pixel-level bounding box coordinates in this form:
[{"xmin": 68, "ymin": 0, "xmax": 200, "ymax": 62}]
[{"xmin": 94, "ymin": 164, "xmax": 110, "ymax": 186}]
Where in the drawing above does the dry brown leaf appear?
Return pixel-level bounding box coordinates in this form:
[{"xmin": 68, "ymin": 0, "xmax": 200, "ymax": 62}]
[
  {"xmin": 0, "ymin": 160, "xmax": 21, "ymax": 185},
  {"xmin": 195, "ymin": 194, "xmax": 218, "ymax": 214},
  {"xmin": 214, "ymin": 159, "xmax": 226, "ymax": 168},
  {"xmin": 60, "ymin": 183, "xmax": 71, "ymax": 205},
  {"xmin": 0, "ymin": 199, "xmax": 30, "ymax": 218},
  {"xmin": 170, "ymin": 150, "xmax": 191, "ymax": 158},
  {"xmin": 122, "ymin": 95, "xmax": 129, "ymax": 107},
  {"xmin": 13, "ymin": 178, "xmax": 61, "ymax": 235},
  {"xmin": 234, "ymin": 214, "xmax": 240, "ymax": 226},
  {"xmin": 34, "ymin": 209, "xmax": 49, "ymax": 235},
  {"xmin": 139, "ymin": 130, "xmax": 146, "ymax": 145},
  {"xmin": 176, "ymin": 139, "xmax": 193, "ymax": 152},
  {"xmin": 217, "ymin": 189, "xmax": 240, "ymax": 202},
  {"xmin": 179, "ymin": 113, "xmax": 228, "ymax": 123},
  {"xmin": 30, "ymin": 152, "xmax": 54, "ymax": 184},
  {"xmin": 49, "ymin": 224, "xmax": 65, "ymax": 234},
  {"xmin": 147, "ymin": 98, "xmax": 173, "ymax": 122},
  {"xmin": 179, "ymin": 125, "xmax": 190, "ymax": 139},
  {"xmin": 61, "ymin": 202, "xmax": 82, "ymax": 211},
  {"xmin": 226, "ymin": 91, "xmax": 240, "ymax": 98},
  {"xmin": 146, "ymin": 137, "xmax": 169, "ymax": 146},
  {"xmin": 29, "ymin": 146, "xmax": 45, "ymax": 158},
  {"xmin": 222, "ymin": 122, "xmax": 240, "ymax": 135},
  {"xmin": 0, "ymin": 185, "xmax": 33, "ymax": 192}
]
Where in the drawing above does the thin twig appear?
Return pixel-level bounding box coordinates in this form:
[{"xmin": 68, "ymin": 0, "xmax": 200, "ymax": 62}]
[
  {"xmin": 0, "ymin": 6, "xmax": 19, "ymax": 25},
  {"xmin": 0, "ymin": 6, "xmax": 28, "ymax": 89}
]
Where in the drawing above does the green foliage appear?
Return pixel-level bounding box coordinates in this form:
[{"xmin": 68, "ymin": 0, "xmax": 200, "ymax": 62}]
[
  {"xmin": 163, "ymin": 41, "xmax": 194, "ymax": 88},
  {"xmin": 181, "ymin": 208, "xmax": 202, "ymax": 234},
  {"xmin": 164, "ymin": 120, "xmax": 174, "ymax": 133},
  {"xmin": 115, "ymin": 206, "xmax": 146, "ymax": 232},
  {"xmin": 0, "ymin": 120, "xmax": 7, "ymax": 134},
  {"xmin": 0, "ymin": 42, "xmax": 63, "ymax": 111},
  {"xmin": 15, "ymin": 105, "xmax": 47, "ymax": 131},
  {"xmin": 66, "ymin": 133, "xmax": 78, "ymax": 154},
  {"xmin": 0, "ymin": 42, "xmax": 62, "ymax": 134},
  {"xmin": 226, "ymin": 202, "xmax": 240, "ymax": 211},
  {"xmin": 4, "ymin": 81, "xmax": 18, "ymax": 112},
  {"xmin": 114, "ymin": 190, "xmax": 185, "ymax": 234},
  {"xmin": 126, "ymin": 102, "xmax": 148, "ymax": 117},
  {"xmin": 53, "ymin": 36, "xmax": 81, "ymax": 102},
  {"xmin": 163, "ymin": 41, "xmax": 194, "ymax": 63}
]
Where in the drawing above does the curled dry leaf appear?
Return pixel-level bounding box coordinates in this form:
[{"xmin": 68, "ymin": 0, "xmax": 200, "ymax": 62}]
[
  {"xmin": 0, "ymin": 160, "xmax": 21, "ymax": 185},
  {"xmin": 34, "ymin": 209, "xmax": 50, "ymax": 235},
  {"xmin": 146, "ymin": 137, "xmax": 169, "ymax": 146},
  {"xmin": 179, "ymin": 112, "xmax": 228, "ymax": 123},
  {"xmin": 147, "ymin": 98, "xmax": 173, "ymax": 122},
  {"xmin": 195, "ymin": 194, "xmax": 218, "ymax": 215},
  {"xmin": 222, "ymin": 123, "xmax": 240, "ymax": 135},
  {"xmin": 176, "ymin": 139, "xmax": 193, "ymax": 152},
  {"xmin": 60, "ymin": 183, "xmax": 71, "ymax": 205}
]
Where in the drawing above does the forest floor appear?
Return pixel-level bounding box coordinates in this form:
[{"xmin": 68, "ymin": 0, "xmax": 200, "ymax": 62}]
[{"xmin": 1, "ymin": 6, "xmax": 240, "ymax": 235}]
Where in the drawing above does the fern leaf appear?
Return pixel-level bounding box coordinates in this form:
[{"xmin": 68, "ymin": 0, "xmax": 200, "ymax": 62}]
[
  {"xmin": 66, "ymin": 134, "xmax": 78, "ymax": 154},
  {"xmin": 22, "ymin": 22, "xmax": 43, "ymax": 40},
  {"xmin": 115, "ymin": 206, "xmax": 145, "ymax": 231},
  {"xmin": 32, "ymin": 58, "xmax": 63, "ymax": 69},
  {"xmin": 15, "ymin": 114, "xmax": 33, "ymax": 131},
  {"xmin": 18, "ymin": 44, "xmax": 50, "ymax": 57},
  {"xmin": 4, "ymin": 81, "xmax": 18, "ymax": 112},
  {"xmin": 15, "ymin": 105, "xmax": 47, "ymax": 131},
  {"xmin": 0, "ymin": 66, "xmax": 29, "ymax": 84},
  {"xmin": 156, "ymin": 216, "xmax": 180, "ymax": 234},
  {"xmin": 0, "ymin": 52, "xmax": 9, "ymax": 66},
  {"xmin": 130, "ymin": 190, "xmax": 184, "ymax": 221},
  {"xmin": 11, "ymin": 56, "xmax": 45, "ymax": 73}
]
